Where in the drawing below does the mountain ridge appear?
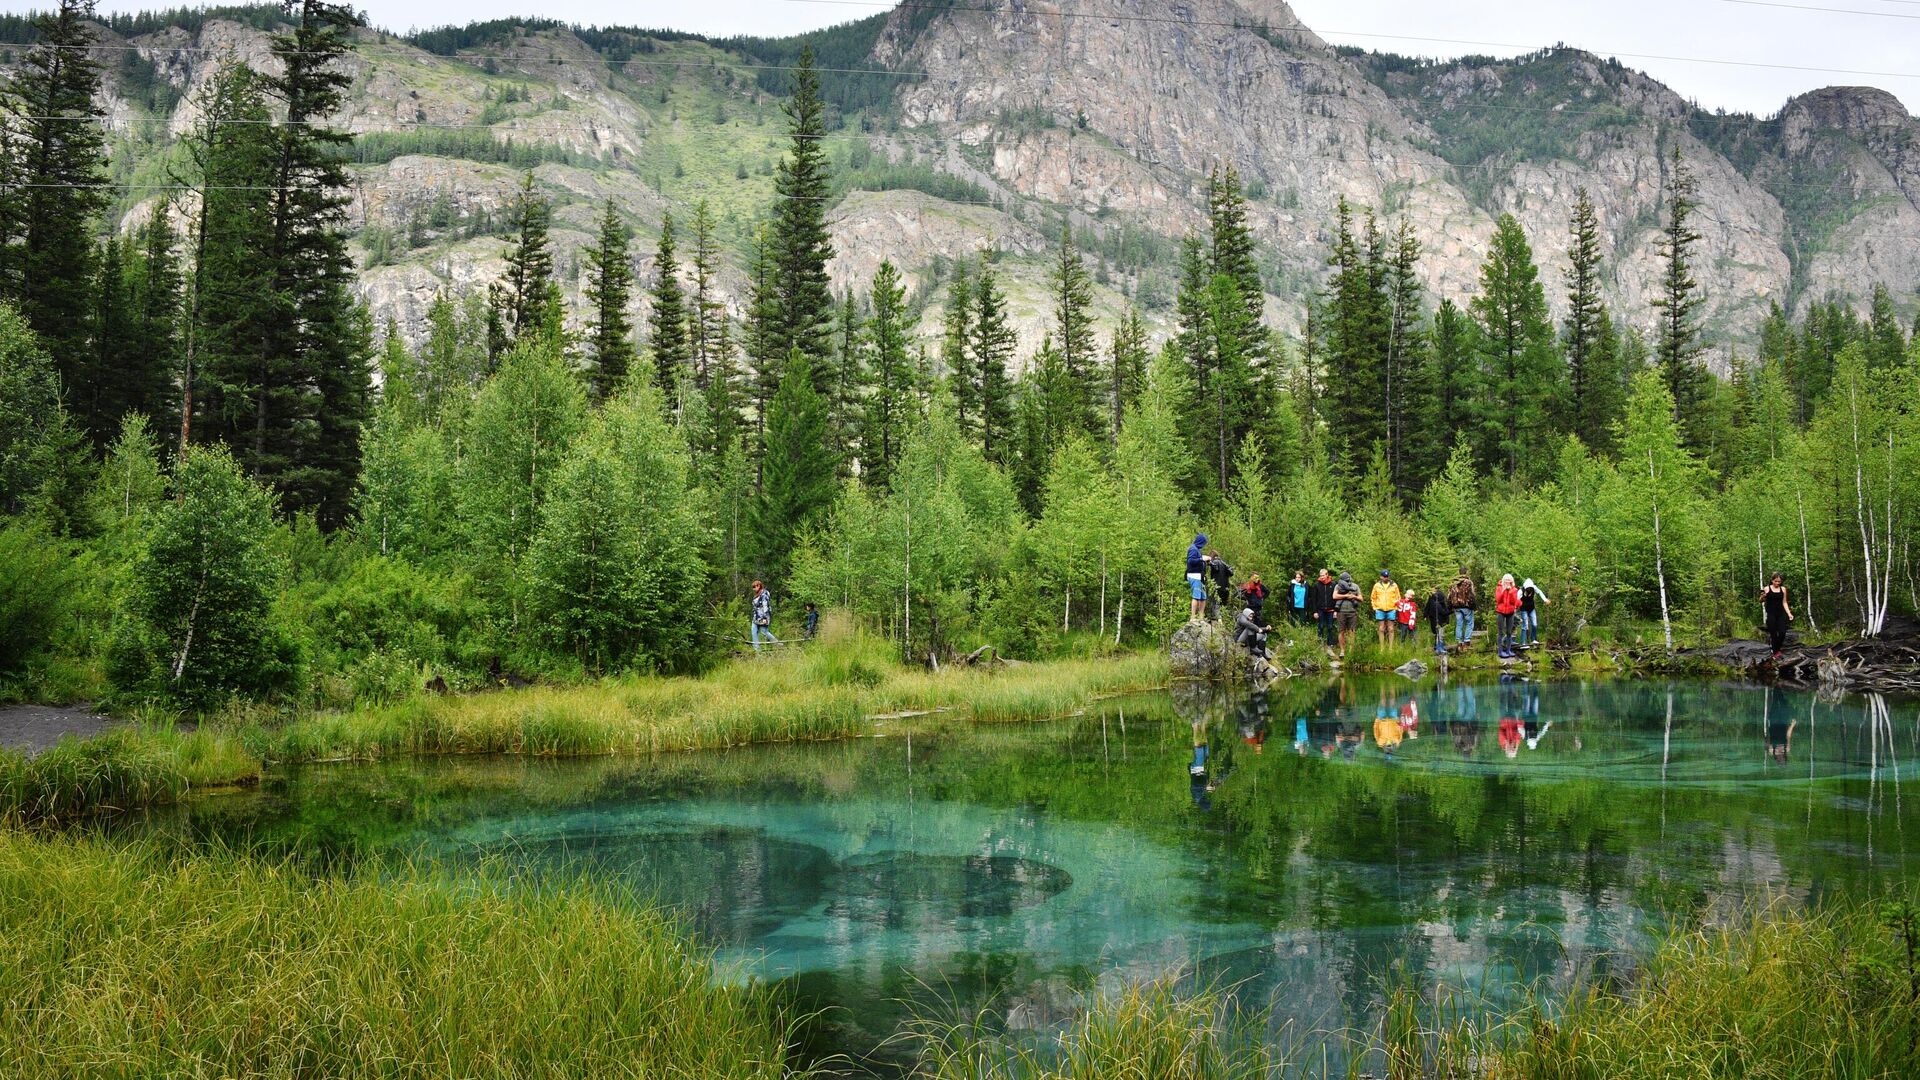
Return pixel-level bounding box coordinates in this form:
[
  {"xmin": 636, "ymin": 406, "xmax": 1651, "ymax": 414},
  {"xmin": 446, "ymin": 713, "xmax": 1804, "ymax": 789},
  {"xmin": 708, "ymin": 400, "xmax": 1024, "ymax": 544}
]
[{"xmin": 10, "ymin": 0, "xmax": 1916, "ymax": 360}]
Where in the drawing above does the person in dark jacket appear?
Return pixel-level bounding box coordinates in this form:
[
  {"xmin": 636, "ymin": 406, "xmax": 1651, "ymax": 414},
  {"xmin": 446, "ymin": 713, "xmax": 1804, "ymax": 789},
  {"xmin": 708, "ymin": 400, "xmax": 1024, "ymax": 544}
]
[
  {"xmin": 1241, "ymin": 573, "xmax": 1268, "ymax": 617},
  {"xmin": 1207, "ymin": 550, "xmax": 1235, "ymax": 621},
  {"xmin": 803, "ymin": 601, "xmax": 820, "ymax": 640},
  {"xmin": 1309, "ymin": 569, "xmax": 1336, "ymax": 646},
  {"xmin": 750, "ymin": 581, "xmax": 773, "ymax": 650},
  {"xmin": 1423, "ymin": 585, "xmax": 1451, "ymax": 657},
  {"xmin": 1234, "ymin": 606, "xmax": 1272, "ymax": 660},
  {"xmin": 1185, "ymin": 534, "xmax": 1209, "ymax": 622}
]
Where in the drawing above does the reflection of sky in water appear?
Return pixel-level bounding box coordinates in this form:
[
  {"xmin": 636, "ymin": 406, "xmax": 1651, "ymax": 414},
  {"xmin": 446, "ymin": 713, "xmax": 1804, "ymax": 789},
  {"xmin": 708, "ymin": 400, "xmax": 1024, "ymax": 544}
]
[{"xmin": 138, "ymin": 677, "xmax": 1920, "ymax": 1073}]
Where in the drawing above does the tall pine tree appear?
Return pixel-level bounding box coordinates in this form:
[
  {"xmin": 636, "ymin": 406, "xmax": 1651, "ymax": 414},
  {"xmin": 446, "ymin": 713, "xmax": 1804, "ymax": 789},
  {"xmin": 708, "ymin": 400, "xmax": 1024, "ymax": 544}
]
[
  {"xmin": 860, "ymin": 261, "xmax": 913, "ymax": 490},
  {"xmin": 749, "ymin": 47, "xmax": 835, "ymax": 413},
  {"xmin": 1322, "ymin": 198, "xmax": 1390, "ymax": 475},
  {"xmin": 1563, "ymin": 187, "xmax": 1623, "ymax": 450},
  {"xmin": 1653, "ymin": 148, "xmax": 1709, "ymax": 449},
  {"xmin": 491, "ymin": 172, "xmax": 556, "ymax": 364},
  {"xmin": 1051, "ymin": 227, "xmax": 1099, "ymax": 437},
  {"xmin": 754, "ymin": 351, "xmax": 837, "ymax": 584},
  {"xmin": 970, "ymin": 263, "xmax": 1017, "ymax": 464},
  {"xmin": 941, "ymin": 264, "xmax": 977, "ymax": 436},
  {"xmin": 1470, "ymin": 214, "xmax": 1560, "ymax": 481},
  {"xmin": 646, "ymin": 211, "xmax": 690, "ymax": 398},
  {"xmin": 1107, "ymin": 308, "xmax": 1149, "ymax": 445},
  {"xmin": 686, "ymin": 200, "xmax": 727, "ymax": 389},
  {"xmin": 0, "ymin": 0, "xmax": 108, "ymax": 440},
  {"xmin": 583, "ymin": 199, "xmax": 636, "ymax": 401}
]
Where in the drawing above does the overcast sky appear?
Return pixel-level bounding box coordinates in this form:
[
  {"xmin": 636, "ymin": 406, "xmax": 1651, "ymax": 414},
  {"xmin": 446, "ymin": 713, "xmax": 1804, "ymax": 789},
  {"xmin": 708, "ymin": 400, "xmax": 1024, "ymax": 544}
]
[{"xmin": 68, "ymin": 0, "xmax": 1920, "ymax": 116}]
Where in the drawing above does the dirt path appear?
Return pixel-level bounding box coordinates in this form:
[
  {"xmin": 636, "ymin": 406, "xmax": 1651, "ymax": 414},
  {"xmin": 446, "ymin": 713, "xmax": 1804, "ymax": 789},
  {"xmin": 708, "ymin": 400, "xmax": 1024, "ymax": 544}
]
[{"xmin": 0, "ymin": 704, "xmax": 116, "ymax": 757}]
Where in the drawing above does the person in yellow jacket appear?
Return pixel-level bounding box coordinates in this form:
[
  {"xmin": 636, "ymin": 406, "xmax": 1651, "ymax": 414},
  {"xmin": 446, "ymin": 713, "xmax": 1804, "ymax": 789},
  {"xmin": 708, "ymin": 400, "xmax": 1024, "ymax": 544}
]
[{"xmin": 1370, "ymin": 569, "xmax": 1403, "ymax": 647}]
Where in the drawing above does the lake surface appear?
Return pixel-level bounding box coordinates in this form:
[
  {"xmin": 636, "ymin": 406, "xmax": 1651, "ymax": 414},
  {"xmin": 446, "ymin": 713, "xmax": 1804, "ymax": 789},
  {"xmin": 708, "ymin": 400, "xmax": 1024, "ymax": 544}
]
[{"xmin": 130, "ymin": 676, "xmax": 1920, "ymax": 1074}]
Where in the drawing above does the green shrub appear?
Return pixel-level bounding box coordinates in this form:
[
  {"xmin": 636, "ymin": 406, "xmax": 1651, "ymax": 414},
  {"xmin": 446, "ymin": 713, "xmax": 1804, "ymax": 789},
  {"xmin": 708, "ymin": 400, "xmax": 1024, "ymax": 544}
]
[{"xmin": 0, "ymin": 522, "xmax": 75, "ymax": 680}]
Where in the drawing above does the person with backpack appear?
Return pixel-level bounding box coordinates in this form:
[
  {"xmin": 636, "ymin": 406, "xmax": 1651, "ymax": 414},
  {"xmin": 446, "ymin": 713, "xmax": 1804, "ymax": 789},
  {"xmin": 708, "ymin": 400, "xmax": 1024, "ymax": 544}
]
[
  {"xmin": 1518, "ymin": 578, "xmax": 1551, "ymax": 649},
  {"xmin": 1448, "ymin": 569, "xmax": 1477, "ymax": 649},
  {"xmin": 1310, "ymin": 569, "xmax": 1336, "ymax": 646},
  {"xmin": 1185, "ymin": 534, "xmax": 1209, "ymax": 622},
  {"xmin": 803, "ymin": 601, "xmax": 821, "ymax": 640},
  {"xmin": 1370, "ymin": 569, "xmax": 1403, "ymax": 647},
  {"xmin": 1423, "ymin": 583, "xmax": 1452, "ymax": 657},
  {"xmin": 750, "ymin": 581, "xmax": 774, "ymax": 650},
  {"xmin": 1494, "ymin": 574, "xmax": 1521, "ymax": 659},
  {"xmin": 1331, "ymin": 571, "xmax": 1363, "ymax": 656},
  {"xmin": 1289, "ymin": 570, "xmax": 1309, "ymax": 626},
  {"xmin": 1207, "ymin": 550, "xmax": 1235, "ymax": 621}
]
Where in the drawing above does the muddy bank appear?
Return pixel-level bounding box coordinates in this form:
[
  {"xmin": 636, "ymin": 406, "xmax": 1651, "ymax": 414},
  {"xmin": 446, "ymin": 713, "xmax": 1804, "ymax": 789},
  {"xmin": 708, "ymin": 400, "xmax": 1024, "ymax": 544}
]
[{"xmin": 0, "ymin": 704, "xmax": 118, "ymax": 757}]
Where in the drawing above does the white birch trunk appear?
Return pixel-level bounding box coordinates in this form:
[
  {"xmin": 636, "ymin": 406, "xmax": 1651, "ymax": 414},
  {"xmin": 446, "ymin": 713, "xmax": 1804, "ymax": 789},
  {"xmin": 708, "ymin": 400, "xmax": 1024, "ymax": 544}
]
[
  {"xmin": 1650, "ymin": 450, "xmax": 1673, "ymax": 656},
  {"xmin": 1797, "ymin": 488, "xmax": 1818, "ymax": 634}
]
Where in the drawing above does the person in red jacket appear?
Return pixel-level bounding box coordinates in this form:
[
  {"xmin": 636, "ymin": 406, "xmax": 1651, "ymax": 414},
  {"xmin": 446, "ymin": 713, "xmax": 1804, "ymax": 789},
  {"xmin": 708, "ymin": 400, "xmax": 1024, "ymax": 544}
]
[{"xmin": 1494, "ymin": 573, "xmax": 1522, "ymax": 659}]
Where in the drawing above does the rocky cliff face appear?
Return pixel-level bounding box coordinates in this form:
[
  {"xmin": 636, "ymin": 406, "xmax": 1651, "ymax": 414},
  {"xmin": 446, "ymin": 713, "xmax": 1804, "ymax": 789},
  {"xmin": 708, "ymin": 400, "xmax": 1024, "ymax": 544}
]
[{"xmin": 52, "ymin": 1, "xmax": 1920, "ymax": 362}]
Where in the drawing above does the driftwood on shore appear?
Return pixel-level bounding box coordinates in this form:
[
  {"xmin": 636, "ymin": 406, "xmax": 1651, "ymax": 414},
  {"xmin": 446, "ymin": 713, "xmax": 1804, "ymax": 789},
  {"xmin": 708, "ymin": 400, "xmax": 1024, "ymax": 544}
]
[{"xmin": 1691, "ymin": 619, "xmax": 1920, "ymax": 693}]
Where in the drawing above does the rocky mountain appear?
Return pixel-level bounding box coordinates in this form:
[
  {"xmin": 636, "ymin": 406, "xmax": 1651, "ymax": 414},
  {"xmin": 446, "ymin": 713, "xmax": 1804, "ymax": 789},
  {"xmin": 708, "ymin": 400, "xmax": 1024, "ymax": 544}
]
[{"xmin": 18, "ymin": 0, "xmax": 1920, "ymax": 363}]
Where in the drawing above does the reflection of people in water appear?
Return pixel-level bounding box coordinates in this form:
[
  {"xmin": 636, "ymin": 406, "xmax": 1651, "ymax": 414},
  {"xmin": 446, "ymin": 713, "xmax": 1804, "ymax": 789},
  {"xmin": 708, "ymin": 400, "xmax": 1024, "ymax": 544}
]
[
  {"xmin": 1294, "ymin": 717, "xmax": 1310, "ymax": 755},
  {"xmin": 1398, "ymin": 695, "xmax": 1420, "ymax": 739},
  {"xmin": 1374, "ymin": 709, "xmax": 1405, "ymax": 757},
  {"xmin": 1499, "ymin": 716, "xmax": 1523, "ymax": 758},
  {"xmin": 1236, "ymin": 691, "xmax": 1271, "ymax": 754},
  {"xmin": 1190, "ymin": 721, "xmax": 1212, "ymax": 809},
  {"xmin": 1521, "ymin": 679, "xmax": 1549, "ymax": 749},
  {"xmin": 1764, "ymin": 697, "xmax": 1795, "ymax": 765}
]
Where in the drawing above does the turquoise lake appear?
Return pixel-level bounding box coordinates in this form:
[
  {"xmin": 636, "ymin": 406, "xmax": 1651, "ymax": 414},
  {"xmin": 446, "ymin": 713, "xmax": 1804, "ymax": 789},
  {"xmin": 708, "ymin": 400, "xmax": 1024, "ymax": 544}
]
[{"xmin": 129, "ymin": 675, "xmax": 1920, "ymax": 1074}]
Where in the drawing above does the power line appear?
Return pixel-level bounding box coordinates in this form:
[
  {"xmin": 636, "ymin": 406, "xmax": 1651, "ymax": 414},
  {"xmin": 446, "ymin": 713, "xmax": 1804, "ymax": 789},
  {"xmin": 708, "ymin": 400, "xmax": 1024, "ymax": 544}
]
[{"xmin": 1717, "ymin": 0, "xmax": 1920, "ymax": 17}]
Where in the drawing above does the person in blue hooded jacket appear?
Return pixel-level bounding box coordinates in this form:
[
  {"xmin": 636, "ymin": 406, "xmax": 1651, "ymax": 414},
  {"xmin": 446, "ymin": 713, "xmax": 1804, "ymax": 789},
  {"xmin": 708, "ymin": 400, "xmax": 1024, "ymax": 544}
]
[{"xmin": 1185, "ymin": 533, "xmax": 1209, "ymax": 622}]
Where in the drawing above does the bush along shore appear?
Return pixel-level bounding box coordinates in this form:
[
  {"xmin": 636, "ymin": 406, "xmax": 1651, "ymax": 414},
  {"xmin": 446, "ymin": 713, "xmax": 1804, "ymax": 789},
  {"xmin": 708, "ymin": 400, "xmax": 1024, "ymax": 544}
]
[{"xmin": 1, "ymin": 639, "xmax": 1166, "ymax": 822}]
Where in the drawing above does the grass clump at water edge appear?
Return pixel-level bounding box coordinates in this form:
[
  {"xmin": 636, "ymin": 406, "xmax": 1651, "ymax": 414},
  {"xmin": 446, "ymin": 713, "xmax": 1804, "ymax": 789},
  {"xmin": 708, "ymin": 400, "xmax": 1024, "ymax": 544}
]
[
  {"xmin": 913, "ymin": 977, "xmax": 1283, "ymax": 1080},
  {"xmin": 0, "ymin": 725, "xmax": 257, "ymax": 822},
  {"xmin": 0, "ymin": 831, "xmax": 801, "ymax": 1080}
]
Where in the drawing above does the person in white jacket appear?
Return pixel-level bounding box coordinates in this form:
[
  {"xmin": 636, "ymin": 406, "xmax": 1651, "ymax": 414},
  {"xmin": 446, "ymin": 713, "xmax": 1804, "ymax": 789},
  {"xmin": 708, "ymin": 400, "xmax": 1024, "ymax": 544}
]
[{"xmin": 1518, "ymin": 578, "xmax": 1550, "ymax": 649}]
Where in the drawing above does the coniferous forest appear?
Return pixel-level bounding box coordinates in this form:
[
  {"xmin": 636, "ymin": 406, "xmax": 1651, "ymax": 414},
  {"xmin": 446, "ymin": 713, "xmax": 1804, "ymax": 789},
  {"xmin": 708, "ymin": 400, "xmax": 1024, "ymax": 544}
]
[{"xmin": 3, "ymin": 0, "xmax": 1920, "ymax": 711}]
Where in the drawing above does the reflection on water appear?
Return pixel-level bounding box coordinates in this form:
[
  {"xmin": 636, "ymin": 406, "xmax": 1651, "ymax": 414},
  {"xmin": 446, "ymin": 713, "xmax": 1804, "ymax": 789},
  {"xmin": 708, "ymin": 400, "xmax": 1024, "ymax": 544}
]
[{"xmin": 125, "ymin": 676, "xmax": 1920, "ymax": 1074}]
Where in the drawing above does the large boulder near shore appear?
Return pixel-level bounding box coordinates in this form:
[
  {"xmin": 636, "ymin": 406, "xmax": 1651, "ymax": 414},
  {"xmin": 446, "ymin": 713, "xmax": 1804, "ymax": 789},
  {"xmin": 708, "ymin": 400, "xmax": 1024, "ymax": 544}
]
[{"xmin": 1170, "ymin": 619, "xmax": 1262, "ymax": 681}]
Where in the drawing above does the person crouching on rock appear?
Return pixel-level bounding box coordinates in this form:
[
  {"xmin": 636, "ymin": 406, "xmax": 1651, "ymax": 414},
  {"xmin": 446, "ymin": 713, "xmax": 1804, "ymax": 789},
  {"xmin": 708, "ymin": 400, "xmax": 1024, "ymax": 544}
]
[
  {"xmin": 1235, "ymin": 606, "xmax": 1272, "ymax": 660},
  {"xmin": 1186, "ymin": 533, "xmax": 1210, "ymax": 622}
]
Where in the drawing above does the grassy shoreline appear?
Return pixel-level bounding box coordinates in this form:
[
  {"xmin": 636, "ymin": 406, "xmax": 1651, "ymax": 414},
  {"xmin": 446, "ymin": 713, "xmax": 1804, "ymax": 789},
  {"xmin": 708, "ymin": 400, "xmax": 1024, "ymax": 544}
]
[
  {"xmin": 0, "ymin": 832, "xmax": 798, "ymax": 1080},
  {"xmin": 2, "ymin": 642, "xmax": 1167, "ymax": 821}
]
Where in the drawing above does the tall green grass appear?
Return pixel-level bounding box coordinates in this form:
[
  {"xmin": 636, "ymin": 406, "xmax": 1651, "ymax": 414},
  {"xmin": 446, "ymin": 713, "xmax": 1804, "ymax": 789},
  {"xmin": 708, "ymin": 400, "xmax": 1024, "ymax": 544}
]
[
  {"xmin": 0, "ymin": 832, "xmax": 799, "ymax": 1079},
  {"xmin": 1450, "ymin": 900, "xmax": 1920, "ymax": 1080},
  {"xmin": 914, "ymin": 977, "xmax": 1281, "ymax": 1079},
  {"xmin": 6, "ymin": 646, "xmax": 1166, "ymax": 819},
  {"xmin": 251, "ymin": 644, "xmax": 1166, "ymax": 766},
  {"xmin": 0, "ymin": 726, "xmax": 257, "ymax": 822}
]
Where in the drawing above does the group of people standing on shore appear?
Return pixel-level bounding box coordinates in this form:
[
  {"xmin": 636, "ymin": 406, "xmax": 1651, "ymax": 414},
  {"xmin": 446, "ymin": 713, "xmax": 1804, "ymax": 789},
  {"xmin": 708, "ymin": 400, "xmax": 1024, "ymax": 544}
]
[{"xmin": 1186, "ymin": 536, "xmax": 1553, "ymax": 662}]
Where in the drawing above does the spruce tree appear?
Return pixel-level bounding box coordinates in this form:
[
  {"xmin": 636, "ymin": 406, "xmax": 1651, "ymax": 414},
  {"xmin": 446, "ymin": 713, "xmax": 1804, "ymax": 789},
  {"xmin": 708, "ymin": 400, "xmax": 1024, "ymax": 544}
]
[
  {"xmin": 1653, "ymin": 148, "xmax": 1708, "ymax": 448},
  {"xmin": 941, "ymin": 264, "xmax": 977, "ymax": 436},
  {"xmin": 1428, "ymin": 298, "xmax": 1476, "ymax": 455},
  {"xmin": 1323, "ymin": 199, "xmax": 1389, "ymax": 474},
  {"xmin": 860, "ymin": 261, "xmax": 913, "ymax": 490},
  {"xmin": 646, "ymin": 211, "xmax": 690, "ymax": 398},
  {"xmin": 0, "ymin": 0, "xmax": 108, "ymax": 439},
  {"xmin": 751, "ymin": 47, "xmax": 835, "ymax": 401},
  {"xmin": 1383, "ymin": 218, "xmax": 1429, "ymax": 493},
  {"xmin": 1470, "ymin": 213, "xmax": 1560, "ymax": 480},
  {"xmin": 827, "ymin": 289, "xmax": 863, "ymax": 462},
  {"xmin": 1563, "ymin": 187, "xmax": 1623, "ymax": 447},
  {"xmin": 183, "ymin": 62, "xmax": 277, "ymax": 467},
  {"xmin": 1865, "ymin": 283, "xmax": 1906, "ymax": 369},
  {"xmin": 131, "ymin": 210, "xmax": 184, "ymax": 432},
  {"xmin": 686, "ymin": 200, "xmax": 727, "ymax": 388},
  {"xmin": 84, "ymin": 236, "xmax": 137, "ymax": 441},
  {"xmin": 583, "ymin": 199, "xmax": 636, "ymax": 401},
  {"xmin": 754, "ymin": 352, "xmax": 837, "ymax": 583},
  {"xmin": 259, "ymin": 0, "xmax": 369, "ymax": 529},
  {"xmin": 1108, "ymin": 308, "xmax": 1149, "ymax": 445},
  {"xmin": 492, "ymin": 172, "xmax": 556, "ymax": 363},
  {"xmin": 969, "ymin": 264, "xmax": 1017, "ymax": 463},
  {"xmin": 1051, "ymin": 227, "xmax": 1099, "ymax": 437}
]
